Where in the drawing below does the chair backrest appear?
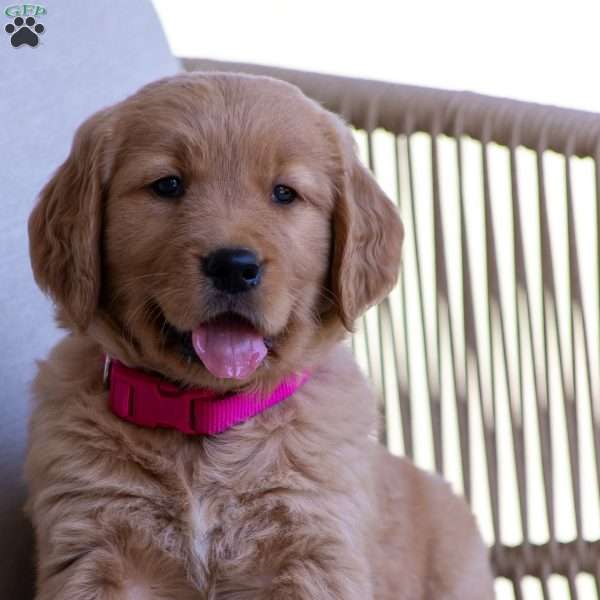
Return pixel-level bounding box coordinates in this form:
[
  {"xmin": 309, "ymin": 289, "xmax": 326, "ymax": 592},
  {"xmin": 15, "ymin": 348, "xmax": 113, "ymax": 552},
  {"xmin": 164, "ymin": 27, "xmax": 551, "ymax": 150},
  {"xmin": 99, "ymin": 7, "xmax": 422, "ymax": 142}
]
[{"xmin": 183, "ymin": 59, "xmax": 600, "ymax": 600}]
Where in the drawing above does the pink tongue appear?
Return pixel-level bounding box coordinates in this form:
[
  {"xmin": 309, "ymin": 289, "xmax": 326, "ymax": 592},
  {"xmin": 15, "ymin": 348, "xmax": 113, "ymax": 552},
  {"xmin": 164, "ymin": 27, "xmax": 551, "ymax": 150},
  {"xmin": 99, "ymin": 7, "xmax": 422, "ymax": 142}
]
[{"xmin": 191, "ymin": 318, "xmax": 267, "ymax": 380}]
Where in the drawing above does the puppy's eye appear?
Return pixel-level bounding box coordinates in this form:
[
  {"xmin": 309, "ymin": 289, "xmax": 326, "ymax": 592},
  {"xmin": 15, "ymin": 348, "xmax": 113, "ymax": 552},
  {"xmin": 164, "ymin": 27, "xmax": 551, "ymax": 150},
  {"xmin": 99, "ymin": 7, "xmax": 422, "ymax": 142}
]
[
  {"xmin": 272, "ymin": 184, "xmax": 297, "ymax": 204},
  {"xmin": 151, "ymin": 176, "xmax": 184, "ymax": 199}
]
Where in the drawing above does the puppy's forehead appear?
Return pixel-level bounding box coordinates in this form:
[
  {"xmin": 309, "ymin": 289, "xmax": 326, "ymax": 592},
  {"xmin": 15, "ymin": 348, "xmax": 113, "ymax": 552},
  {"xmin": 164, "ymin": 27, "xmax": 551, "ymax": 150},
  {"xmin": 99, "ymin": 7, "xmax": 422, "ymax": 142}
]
[{"xmin": 117, "ymin": 73, "xmax": 334, "ymax": 167}]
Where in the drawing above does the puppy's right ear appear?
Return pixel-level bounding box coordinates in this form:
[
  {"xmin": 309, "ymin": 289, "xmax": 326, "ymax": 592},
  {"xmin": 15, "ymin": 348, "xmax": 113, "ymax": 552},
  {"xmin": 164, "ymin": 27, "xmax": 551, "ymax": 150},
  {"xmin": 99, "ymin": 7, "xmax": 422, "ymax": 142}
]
[{"xmin": 28, "ymin": 108, "xmax": 113, "ymax": 330}]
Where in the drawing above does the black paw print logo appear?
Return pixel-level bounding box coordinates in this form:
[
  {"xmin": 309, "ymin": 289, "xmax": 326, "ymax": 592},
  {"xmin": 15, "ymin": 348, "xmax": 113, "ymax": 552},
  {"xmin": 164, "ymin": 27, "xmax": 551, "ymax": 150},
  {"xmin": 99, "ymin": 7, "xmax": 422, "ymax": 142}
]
[{"xmin": 5, "ymin": 16, "xmax": 44, "ymax": 48}]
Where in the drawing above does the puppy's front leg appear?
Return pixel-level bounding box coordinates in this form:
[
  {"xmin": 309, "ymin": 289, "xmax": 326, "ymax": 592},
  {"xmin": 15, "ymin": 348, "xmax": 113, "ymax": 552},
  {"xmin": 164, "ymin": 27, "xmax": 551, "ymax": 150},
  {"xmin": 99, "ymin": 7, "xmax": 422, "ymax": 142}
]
[
  {"xmin": 34, "ymin": 539, "xmax": 199, "ymax": 600},
  {"xmin": 216, "ymin": 531, "xmax": 373, "ymax": 600},
  {"xmin": 267, "ymin": 545, "xmax": 373, "ymax": 600}
]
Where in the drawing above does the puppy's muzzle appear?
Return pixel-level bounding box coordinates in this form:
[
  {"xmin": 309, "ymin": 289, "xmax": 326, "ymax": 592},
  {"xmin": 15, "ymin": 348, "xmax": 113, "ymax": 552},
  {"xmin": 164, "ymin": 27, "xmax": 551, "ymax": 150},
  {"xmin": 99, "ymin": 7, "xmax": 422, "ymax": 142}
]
[{"xmin": 202, "ymin": 247, "xmax": 262, "ymax": 294}]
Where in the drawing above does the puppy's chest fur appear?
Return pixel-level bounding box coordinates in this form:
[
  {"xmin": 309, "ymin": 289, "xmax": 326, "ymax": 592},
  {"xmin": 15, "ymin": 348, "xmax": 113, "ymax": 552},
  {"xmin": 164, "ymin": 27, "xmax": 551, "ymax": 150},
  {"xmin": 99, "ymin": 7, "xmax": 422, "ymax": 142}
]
[
  {"xmin": 172, "ymin": 429, "xmax": 330, "ymax": 582},
  {"xmin": 27, "ymin": 341, "xmax": 377, "ymax": 593}
]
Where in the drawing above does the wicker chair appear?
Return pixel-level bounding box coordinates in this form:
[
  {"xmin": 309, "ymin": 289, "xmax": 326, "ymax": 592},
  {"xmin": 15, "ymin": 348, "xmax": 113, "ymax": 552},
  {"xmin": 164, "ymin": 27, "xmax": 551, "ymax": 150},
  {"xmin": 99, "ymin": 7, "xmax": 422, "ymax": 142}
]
[{"xmin": 183, "ymin": 59, "xmax": 600, "ymax": 600}]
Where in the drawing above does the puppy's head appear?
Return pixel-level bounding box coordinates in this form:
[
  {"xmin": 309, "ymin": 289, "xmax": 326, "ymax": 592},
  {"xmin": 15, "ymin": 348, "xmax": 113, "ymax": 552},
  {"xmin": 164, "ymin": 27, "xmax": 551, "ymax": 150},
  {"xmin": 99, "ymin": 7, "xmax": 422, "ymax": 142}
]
[{"xmin": 29, "ymin": 73, "xmax": 403, "ymax": 391}]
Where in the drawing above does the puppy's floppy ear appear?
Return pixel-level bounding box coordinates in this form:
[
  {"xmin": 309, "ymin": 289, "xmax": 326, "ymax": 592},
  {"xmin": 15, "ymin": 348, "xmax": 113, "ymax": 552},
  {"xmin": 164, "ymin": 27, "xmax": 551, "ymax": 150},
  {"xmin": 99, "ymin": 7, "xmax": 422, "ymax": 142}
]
[
  {"xmin": 330, "ymin": 120, "xmax": 404, "ymax": 331},
  {"xmin": 28, "ymin": 108, "xmax": 113, "ymax": 330}
]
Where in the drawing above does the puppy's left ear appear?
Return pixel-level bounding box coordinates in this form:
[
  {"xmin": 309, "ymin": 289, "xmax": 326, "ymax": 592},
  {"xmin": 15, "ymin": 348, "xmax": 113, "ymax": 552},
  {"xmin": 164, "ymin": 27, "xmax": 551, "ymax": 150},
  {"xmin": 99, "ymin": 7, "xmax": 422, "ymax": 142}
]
[
  {"xmin": 28, "ymin": 107, "xmax": 113, "ymax": 330},
  {"xmin": 330, "ymin": 120, "xmax": 404, "ymax": 331}
]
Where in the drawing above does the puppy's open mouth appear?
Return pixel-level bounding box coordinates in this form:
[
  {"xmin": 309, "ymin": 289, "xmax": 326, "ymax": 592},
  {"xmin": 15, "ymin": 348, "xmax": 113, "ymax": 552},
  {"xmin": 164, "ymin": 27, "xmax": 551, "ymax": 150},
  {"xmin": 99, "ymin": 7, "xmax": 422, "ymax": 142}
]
[{"xmin": 165, "ymin": 312, "xmax": 273, "ymax": 380}]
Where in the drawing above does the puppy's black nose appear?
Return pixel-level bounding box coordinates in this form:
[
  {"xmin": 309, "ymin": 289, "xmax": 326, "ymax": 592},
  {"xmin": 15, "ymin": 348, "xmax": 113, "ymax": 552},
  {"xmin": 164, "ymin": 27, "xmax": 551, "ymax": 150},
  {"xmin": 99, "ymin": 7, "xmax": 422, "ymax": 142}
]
[{"xmin": 202, "ymin": 248, "xmax": 262, "ymax": 294}]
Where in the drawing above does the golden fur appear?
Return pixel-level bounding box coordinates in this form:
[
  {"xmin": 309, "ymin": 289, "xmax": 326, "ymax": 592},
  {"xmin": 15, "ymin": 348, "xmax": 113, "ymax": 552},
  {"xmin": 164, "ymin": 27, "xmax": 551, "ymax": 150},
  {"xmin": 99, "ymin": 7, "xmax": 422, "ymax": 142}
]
[{"xmin": 26, "ymin": 72, "xmax": 493, "ymax": 599}]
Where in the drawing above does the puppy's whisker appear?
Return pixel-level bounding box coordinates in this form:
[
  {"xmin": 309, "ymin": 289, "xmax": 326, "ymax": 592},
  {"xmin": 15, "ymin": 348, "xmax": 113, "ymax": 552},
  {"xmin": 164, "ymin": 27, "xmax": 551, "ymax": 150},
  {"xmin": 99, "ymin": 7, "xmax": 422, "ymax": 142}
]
[
  {"xmin": 106, "ymin": 272, "xmax": 171, "ymax": 303},
  {"xmin": 314, "ymin": 286, "xmax": 340, "ymax": 308},
  {"xmin": 124, "ymin": 297, "xmax": 156, "ymax": 329}
]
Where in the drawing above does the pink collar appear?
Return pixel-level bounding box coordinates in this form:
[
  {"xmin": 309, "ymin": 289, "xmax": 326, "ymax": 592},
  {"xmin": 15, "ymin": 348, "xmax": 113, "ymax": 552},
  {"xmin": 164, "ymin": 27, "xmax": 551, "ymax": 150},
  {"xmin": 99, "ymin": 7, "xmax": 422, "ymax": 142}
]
[{"xmin": 105, "ymin": 357, "xmax": 310, "ymax": 435}]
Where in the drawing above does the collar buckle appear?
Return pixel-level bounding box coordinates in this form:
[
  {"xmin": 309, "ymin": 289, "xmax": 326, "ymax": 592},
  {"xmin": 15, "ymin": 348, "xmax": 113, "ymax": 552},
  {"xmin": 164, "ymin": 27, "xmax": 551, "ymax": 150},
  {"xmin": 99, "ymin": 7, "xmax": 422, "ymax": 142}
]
[{"xmin": 102, "ymin": 355, "xmax": 112, "ymax": 390}]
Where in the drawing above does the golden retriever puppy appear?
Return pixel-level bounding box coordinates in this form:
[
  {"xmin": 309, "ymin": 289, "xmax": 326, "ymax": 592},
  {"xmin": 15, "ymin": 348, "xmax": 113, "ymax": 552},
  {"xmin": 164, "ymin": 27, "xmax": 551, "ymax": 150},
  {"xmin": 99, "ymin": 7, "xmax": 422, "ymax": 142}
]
[{"xmin": 26, "ymin": 72, "xmax": 494, "ymax": 599}]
